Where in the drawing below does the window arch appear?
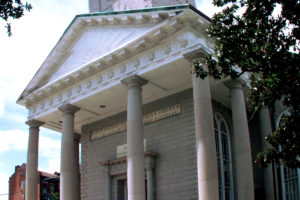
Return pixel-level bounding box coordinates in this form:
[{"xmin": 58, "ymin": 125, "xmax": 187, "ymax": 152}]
[
  {"xmin": 277, "ymin": 112, "xmax": 300, "ymax": 200},
  {"xmin": 214, "ymin": 113, "xmax": 234, "ymax": 200}
]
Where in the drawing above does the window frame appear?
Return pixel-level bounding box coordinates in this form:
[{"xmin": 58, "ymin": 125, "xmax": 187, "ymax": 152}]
[{"xmin": 214, "ymin": 112, "xmax": 234, "ymax": 200}]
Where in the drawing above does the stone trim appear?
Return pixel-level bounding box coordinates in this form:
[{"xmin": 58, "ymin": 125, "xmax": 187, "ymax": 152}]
[
  {"xmin": 90, "ymin": 104, "xmax": 181, "ymax": 140},
  {"xmin": 99, "ymin": 151, "xmax": 158, "ymax": 176}
]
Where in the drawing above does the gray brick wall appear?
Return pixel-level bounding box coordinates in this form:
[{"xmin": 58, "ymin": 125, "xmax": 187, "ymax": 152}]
[
  {"xmin": 81, "ymin": 89, "xmax": 198, "ymax": 200},
  {"xmin": 80, "ymin": 88, "xmax": 262, "ymax": 200}
]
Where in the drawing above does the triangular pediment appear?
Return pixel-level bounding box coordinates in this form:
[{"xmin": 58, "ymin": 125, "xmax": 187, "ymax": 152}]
[
  {"xmin": 48, "ymin": 25, "xmax": 155, "ymax": 84},
  {"xmin": 17, "ymin": 5, "xmax": 211, "ymax": 105}
]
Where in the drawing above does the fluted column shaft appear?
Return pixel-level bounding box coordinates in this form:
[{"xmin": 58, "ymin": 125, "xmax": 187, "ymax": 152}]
[
  {"xmin": 259, "ymin": 108, "xmax": 275, "ymax": 200},
  {"xmin": 227, "ymin": 80, "xmax": 254, "ymax": 200},
  {"xmin": 25, "ymin": 119, "xmax": 44, "ymax": 200},
  {"xmin": 59, "ymin": 104, "xmax": 80, "ymax": 200},
  {"xmin": 122, "ymin": 75, "xmax": 147, "ymax": 200}
]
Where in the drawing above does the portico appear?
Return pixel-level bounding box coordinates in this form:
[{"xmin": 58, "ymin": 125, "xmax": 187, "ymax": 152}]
[{"xmin": 19, "ymin": 5, "xmax": 257, "ymax": 200}]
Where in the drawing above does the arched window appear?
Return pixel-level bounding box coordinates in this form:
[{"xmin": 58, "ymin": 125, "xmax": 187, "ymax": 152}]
[
  {"xmin": 277, "ymin": 112, "xmax": 300, "ymax": 200},
  {"xmin": 214, "ymin": 113, "xmax": 234, "ymax": 200}
]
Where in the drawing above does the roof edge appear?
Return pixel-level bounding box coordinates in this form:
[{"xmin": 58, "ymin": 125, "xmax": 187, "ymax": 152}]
[{"xmin": 17, "ymin": 4, "xmax": 211, "ymax": 105}]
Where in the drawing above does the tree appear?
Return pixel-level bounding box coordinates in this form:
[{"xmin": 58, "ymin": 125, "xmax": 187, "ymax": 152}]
[
  {"xmin": 193, "ymin": 0, "xmax": 300, "ymax": 168},
  {"xmin": 52, "ymin": 192, "xmax": 59, "ymax": 200},
  {"xmin": 0, "ymin": 0, "xmax": 32, "ymax": 36}
]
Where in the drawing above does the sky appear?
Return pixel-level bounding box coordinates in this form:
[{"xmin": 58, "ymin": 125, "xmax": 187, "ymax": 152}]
[{"xmin": 0, "ymin": 0, "xmax": 219, "ymax": 199}]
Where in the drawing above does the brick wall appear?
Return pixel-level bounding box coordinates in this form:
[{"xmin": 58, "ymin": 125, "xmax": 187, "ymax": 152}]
[
  {"xmin": 81, "ymin": 89, "xmax": 197, "ymax": 200},
  {"xmin": 9, "ymin": 164, "xmax": 26, "ymax": 200},
  {"xmin": 80, "ymin": 88, "xmax": 263, "ymax": 200}
]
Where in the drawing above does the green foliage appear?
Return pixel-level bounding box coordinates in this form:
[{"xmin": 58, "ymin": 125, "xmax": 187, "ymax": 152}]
[
  {"xmin": 193, "ymin": 0, "xmax": 300, "ymax": 168},
  {"xmin": 0, "ymin": 0, "xmax": 32, "ymax": 36},
  {"xmin": 52, "ymin": 192, "xmax": 59, "ymax": 200}
]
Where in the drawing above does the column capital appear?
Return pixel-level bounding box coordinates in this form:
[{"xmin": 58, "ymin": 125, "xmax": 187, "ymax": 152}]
[
  {"xmin": 59, "ymin": 104, "xmax": 80, "ymax": 115},
  {"xmin": 121, "ymin": 75, "xmax": 148, "ymax": 88},
  {"xmin": 26, "ymin": 119, "xmax": 44, "ymax": 128},
  {"xmin": 224, "ymin": 79, "xmax": 246, "ymax": 89},
  {"xmin": 183, "ymin": 48, "xmax": 207, "ymax": 63},
  {"xmin": 145, "ymin": 156, "xmax": 155, "ymax": 170}
]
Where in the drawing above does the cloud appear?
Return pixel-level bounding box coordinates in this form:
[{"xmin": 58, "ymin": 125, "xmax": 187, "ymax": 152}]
[
  {"xmin": 197, "ymin": 1, "xmax": 223, "ymax": 17},
  {"xmin": 40, "ymin": 157, "xmax": 61, "ymax": 174},
  {"xmin": 38, "ymin": 133, "xmax": 61, "ymax": 173},
  {"xmin": 0, "ymin": 1, "xmax": 87, "ymax": 199},
  {"xmin": 0, "ymin": 171, "xmax": 9, "ymax": 200},
  {"xmin": 0, "ymin": 92, "xmax": 4, "ymax": 118},
  {"xmin": 39, "ymin": 134, "xmax": 61, "ymax": 158},
  {"xmin": 0, "ymin": 130, "xmax": 28, "ymax": 152}
]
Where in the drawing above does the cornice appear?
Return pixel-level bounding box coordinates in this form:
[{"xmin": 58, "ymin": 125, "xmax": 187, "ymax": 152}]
[
  {"xmin": 18, "ymin": 8, "xmax": 211, "ymax": 105},
  {"xmin": 25, "ymin": 19, "xmax": 212, "ymax": 119}
]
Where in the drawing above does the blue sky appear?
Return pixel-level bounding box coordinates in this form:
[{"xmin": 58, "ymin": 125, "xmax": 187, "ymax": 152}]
[{"xmin": 0, "ymin": 0, "xmax": 218, "ymax": 199}]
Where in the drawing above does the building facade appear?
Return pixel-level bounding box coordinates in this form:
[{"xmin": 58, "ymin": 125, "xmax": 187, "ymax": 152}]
[
  {"xmin": 9, "ymin": 164, "xmax": 26, "ymax": 200},
  {"xmin": 17, "ymin": 1, "xmax": 299, "ymax": 200},
  {"xmin": 9, "ymin": 164, "xmax": 60, "ymax": 200}
]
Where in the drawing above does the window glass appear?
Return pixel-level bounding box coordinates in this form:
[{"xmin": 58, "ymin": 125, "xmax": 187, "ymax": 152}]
[{"xmin": 214, "ymin": 113, "xmax": 233, "ymax": 200}]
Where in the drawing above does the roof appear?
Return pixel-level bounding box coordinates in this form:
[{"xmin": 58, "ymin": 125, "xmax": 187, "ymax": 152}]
[
  {"xmin": 39, "ymin": 171, "xmax": 59, "ymax": 178},
  {"xmin": 17, "ymin": 4, "xmax": 211, "ymax": 106}
]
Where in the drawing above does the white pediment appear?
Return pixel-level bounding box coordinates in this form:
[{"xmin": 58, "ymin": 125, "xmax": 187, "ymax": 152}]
[
  {"xmin": 17, "ymin": 5, "xmax": 212, "ymax": 106},
  {"xmin": 48, "ymin": 25, "xmax": 153, "ymax": 84}
]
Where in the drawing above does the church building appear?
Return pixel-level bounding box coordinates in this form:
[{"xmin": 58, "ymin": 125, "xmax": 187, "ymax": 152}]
[{"xmin": 17, "ymin": 0, "xmax": 299, "ymax": 200}]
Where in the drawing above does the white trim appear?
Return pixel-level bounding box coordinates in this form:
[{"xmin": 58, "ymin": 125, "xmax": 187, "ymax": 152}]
[{"xmin": 27, "ymin": 29, "xmax": 211, "ymax": 119}]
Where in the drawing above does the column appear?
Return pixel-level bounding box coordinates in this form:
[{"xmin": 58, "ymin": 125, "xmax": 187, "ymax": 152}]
[
  {"xmin": 145, "ymin": 156, "xmax": 155, "ymax": 200},
  {"xmin": 259, "ymin": 108, "xmax": 275, "ymax": 200},
  {"xmin": 226, "ymin": 79, "xmax": 254, "ymax": 200},
  {"xmin": 25, "ymin": 119, "xmax": 44, "ymax": 200},
  {"xmin": 59, "ymin": 104, "xmax": 80, "ymax": 200},
  {"xmin": 106, "ymin": 165, "xmax": 111, "ymax": 200},
  {"xmin": 122, "ymin": 75, "xmax": 147, "ymax": 200},
  {"xmin": 74, "ymin": 133, "xmax": 81, "ymax": 200},
  {"xmin": 184, "ymin": 52, "xmax": 219, "ymax": 200}
]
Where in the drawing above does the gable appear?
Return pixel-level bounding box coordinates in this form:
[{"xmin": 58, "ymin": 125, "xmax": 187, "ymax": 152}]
[
  {"xmin": 17, "ymin": 5, "xmax": 212, "ymax": 105},
  {"xmin": 48, "ymin": 25, "xmax": 154, "ymax": 84}
]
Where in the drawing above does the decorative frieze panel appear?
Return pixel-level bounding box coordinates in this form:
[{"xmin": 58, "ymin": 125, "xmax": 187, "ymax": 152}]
[{"xmin": 90, "ymin": 104, "xmax": 181, "ymax": 141}]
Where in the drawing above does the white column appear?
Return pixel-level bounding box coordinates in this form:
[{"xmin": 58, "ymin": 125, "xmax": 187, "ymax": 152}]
[
  {"xmin": 184, "ymin": 52, "xmax": 219, "ymax": 200},
  {"xmin": 74, "ymin": 133, "xmax": 81, "ymax": 200},
  {"xmin": 226, "ymin": 79, "xmax": 254, "ymax": 200},
  {"xmin": 59, "ymin": 104, "xmax": 80, "ymax": 200},
  {"xmin": 259, "ymin": 107, "xmax": 275, "ymax": 200},
  {"xmin": 122, "ymin": 75, "xmax": 147, "ymax": 200},
  {"xmin": 25, "ymin": 119, "xmax": 44, "ymax": 200}
]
